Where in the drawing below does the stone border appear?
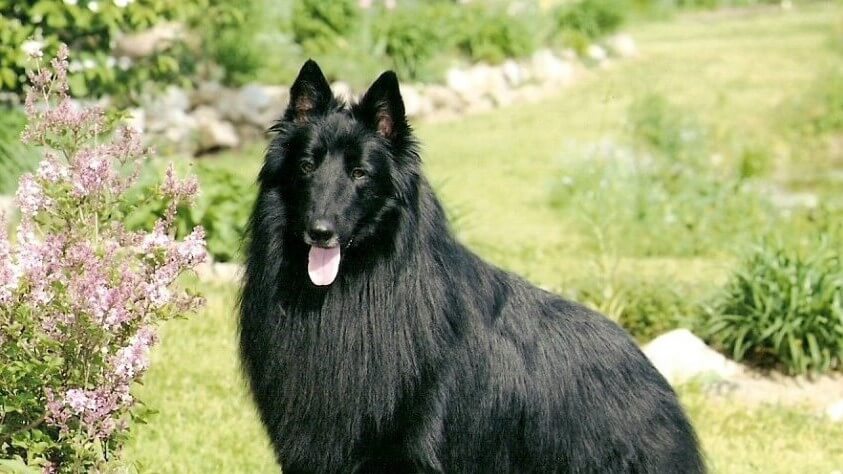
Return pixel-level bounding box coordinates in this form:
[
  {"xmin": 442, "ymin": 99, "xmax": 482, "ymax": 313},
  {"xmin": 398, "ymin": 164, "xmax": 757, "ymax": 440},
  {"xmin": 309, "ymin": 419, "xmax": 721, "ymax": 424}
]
[{"xmin": 133, "ymin": 35, "xmax": 638, "ymax": 156}]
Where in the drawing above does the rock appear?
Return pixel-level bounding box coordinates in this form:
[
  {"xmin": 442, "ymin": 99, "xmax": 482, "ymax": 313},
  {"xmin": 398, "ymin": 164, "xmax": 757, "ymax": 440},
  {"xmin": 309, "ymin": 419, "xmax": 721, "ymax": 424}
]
[
  {"xmin": 113, "ymin": 22, "xmax": 185, "ymax": 59},
  {"xmin": 214, "ymin": 84, "xmax": 287, "ymax": 127},
  {"xmin": 587, "ymin": 44, "xmax": 609, "ymax": 64},
  {"xmin": 124, "ymin": 108, "xmax": 145, "ymax": 133},
  {"xmin": 465, "ymin": 95, "xmax": 495, "ymax": 116},
  {"xmin": 560, "ymin": 49, "xmax": 578, "ymax": 61},
  {"xmin": 642, "ymin": 329, "xmax": 744, "ymax": 384},
  {"xmin": 606, "ymin": 34, "xmax": 637, "ymax": 58},
  {"xmin": 501, "ymin": 59, "xmax": 526, "ymax": 88},
  {"xmin": 237, "ymin": 84, "xmax": 288, "ymax": 127},
  {"xmin": 445, "ymin": 67, "xmax": 474, "ymax": 100},
  {"xmin": 192, "ymin": 81, "xmax": 224, "ymax": 107},
  {"xmin": 424, "ymin": 84, "xmax": 464, "ymax": 113},
  {"xmin": 144, "ymin": 100, "xmax": 198, "ymax": 156},
  {"xmin": 145, "ymin": 85, "xmax": 190, "ymax": 115},
  {"xmin": 488, "ymin": 85, "xmax": 515, "ymax": 107},
  {"xmin": 826, "ymin": 400, "xmax": 843, "ymax": 422},
  {"xmin": 400, "ymin": 83, "xmax": 428, "ymax": 118},
  {"xmin": 214, "ymin": 88, "xmax": 243, "ymax": 123},
  {"xmin": 331, "ymin": 81, "xmax": 355, "ymax": 103},
  {"xmin": 195, "ymin": 260, "xmax": 243, "ymax": 283},
  {"xmin": 213, "ymin": 262, "xmax": 242, "ymax": 282},
  {"xmin": 194, "ymin": 260, "xmax": 215, "ymax": 282},
  {"xmin": 193, "ymin": 106, "xmax": 239, "ymax": 152},
  {"xmin": 530, "ymin": 49, "xmax": 574, "ymax": 84},
  {"xmin": 770, "ymin": 189, "xmax": 819, "ymax": 209}
]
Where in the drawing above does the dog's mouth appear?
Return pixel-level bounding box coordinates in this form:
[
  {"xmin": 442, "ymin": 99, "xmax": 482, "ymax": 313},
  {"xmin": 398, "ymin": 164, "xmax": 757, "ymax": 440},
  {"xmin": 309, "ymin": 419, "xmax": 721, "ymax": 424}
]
[{"xmin": 303, "ymin": 235, "xmax": 342, "ymax": 286}]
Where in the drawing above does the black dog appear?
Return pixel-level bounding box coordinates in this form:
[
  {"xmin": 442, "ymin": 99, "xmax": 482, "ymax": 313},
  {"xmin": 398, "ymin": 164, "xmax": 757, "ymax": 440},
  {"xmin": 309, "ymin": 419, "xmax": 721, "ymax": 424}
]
[{"xmin": 239, "ymin": 60, "xmax": 705, "ymax": 473}]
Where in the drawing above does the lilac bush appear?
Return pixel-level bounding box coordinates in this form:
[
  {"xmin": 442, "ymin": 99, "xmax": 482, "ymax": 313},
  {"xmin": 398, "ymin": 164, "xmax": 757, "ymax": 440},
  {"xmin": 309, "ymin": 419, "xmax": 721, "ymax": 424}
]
[{"xmin": 0, "ymin": 45, "xmax": 206, "ymax": 472}]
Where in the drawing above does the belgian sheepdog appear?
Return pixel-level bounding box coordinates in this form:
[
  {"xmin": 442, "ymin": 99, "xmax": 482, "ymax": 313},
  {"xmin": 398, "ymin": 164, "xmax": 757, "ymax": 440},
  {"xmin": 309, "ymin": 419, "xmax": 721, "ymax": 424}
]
[{"xmin": 239, "ymin": 60, "xmax": 705, "ymax": 473}]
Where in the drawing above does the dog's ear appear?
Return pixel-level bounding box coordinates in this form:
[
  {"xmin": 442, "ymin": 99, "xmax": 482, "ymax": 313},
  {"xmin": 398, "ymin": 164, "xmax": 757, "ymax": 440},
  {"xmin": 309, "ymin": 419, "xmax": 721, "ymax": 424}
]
[
  {"xmin": 285, "ymin": 60, "xmax": 333, "ymax": 124},
  {"xmin": 358, "ymin": 71, "xmax": 407, "ymax": 141}
]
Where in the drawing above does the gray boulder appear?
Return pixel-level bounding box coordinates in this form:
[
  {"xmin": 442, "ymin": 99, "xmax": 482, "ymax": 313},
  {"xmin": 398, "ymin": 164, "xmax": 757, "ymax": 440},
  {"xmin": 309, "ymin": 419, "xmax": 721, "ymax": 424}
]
[
  {"xmin": 643, "ymin": 329, "xmax": 744, "ymax": 384},
  {"xmin": 193, "ymin": 106, "xmax": 239, "ymax": 152},
  {"xmin": 530, "ymin": 49, "xmax": 574, "ymax": 83}
]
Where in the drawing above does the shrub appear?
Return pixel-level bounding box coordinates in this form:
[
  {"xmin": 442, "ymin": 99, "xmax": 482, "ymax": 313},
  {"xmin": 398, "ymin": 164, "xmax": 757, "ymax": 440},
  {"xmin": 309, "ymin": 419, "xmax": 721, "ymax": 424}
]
[
  {"xmin": 553, "ymin": 0, "xmax": 627, "ymax": 41},
  {"xmin": 0, "ymin": 46, "xmax": 205, "ymax": 471},
  {"xmin": 374, "ymin": 5, "xmax": 450, "ymax": 81},
  {"xmin": 199, "ymin": 0, "xmax": 269, "ymax": 87},
  {"xmin": 704, "ymin": 236, "xmax": 843, "ymax": 375},
  {"xmin": 549, "ymin": 138, "xmax": 772, "ymax": 257},
  {"xmin": 452, "ymin": 6, "xmax": 537, "ymax": 64},
  {"xmin": 291, "ymin": 0, "xmax": 360, "ymax": 55},
  {"xmin": 627, "ymin": 93, "xmax": 709, "ymax": 167},
  {"xmin": 126, "ymin": 163, "xmax": 255, "ymax": 263},
  {"xmin": 562, "ymin": 245, "xmax": 706, "ymax": 342},
  {"xmin": 0, "ymin": 1, "xmax": 231, "ymax": 102}
]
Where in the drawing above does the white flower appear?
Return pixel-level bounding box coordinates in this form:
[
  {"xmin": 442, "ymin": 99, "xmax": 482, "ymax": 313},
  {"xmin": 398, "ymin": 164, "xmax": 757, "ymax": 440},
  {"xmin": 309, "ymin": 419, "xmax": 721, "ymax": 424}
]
[
  {"xmin": 88, "ymin": 0, "xmax": 99, "ymax": 12},
  {"xmin": 114, "ymin": 0, "xmax": 132, "ymax": 7},
  {"xmin": 64, "ymin": 0, "xmax": 78, "ymax": 5},
  {"xmin": 21, "ymin": 40, "xmax": 44, "ymax": 59}
]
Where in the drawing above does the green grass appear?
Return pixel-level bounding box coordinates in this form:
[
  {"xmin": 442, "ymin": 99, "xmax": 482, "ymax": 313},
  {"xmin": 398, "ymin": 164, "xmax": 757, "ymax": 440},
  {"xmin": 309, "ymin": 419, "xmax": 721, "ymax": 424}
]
[{"xmin": 125, "ymin": 3, "xmax": 843, "ymax": 472}]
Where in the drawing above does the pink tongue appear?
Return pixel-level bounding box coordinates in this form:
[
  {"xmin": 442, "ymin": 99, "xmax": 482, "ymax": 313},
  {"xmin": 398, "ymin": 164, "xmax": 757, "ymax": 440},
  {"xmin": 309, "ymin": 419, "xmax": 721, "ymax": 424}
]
[{"xmin": 307, "ymin": 246, "xmax": 341, "ymax": 286}]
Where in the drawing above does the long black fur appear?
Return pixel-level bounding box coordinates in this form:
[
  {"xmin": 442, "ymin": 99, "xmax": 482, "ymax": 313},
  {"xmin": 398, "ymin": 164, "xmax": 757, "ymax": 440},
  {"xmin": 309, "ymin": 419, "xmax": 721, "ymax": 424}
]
[{"xmin": 239, "ymin": 60, "xmax": 705, "ymax": 474}]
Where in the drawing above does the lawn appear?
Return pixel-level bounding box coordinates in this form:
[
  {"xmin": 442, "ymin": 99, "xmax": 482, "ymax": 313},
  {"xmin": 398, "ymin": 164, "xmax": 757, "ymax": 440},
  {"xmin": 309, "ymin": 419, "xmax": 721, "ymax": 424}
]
[{"xmin": 124, "ymin": 3, "xmax": 843, "ymax": 472}]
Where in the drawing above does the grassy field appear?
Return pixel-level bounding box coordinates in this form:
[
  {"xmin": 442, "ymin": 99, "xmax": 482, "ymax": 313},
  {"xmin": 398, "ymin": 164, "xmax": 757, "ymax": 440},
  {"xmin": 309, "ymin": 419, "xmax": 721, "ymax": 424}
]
[{"xmin": 125, "ymin": 3, "xmax": 843, "ymax": 473}]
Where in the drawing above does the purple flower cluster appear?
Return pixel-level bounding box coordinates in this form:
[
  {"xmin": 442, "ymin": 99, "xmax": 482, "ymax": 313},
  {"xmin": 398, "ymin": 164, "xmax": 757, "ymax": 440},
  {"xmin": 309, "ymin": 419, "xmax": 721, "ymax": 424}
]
[{"xmin": 1, "ymin": 44, "xmax": 206, "ymax": 471}]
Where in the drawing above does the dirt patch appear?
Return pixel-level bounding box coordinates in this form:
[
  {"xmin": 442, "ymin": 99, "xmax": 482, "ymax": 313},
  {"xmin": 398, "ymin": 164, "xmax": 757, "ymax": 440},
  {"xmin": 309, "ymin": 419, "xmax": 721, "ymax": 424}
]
[{"xmin": 707, "ymin": 369, "xmax": 843, "ymax": 411}]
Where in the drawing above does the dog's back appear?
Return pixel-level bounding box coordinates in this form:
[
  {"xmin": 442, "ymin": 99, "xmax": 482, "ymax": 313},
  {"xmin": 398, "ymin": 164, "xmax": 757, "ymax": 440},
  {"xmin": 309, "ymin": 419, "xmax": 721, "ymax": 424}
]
[{"xmin": 239, "ymin": 61, "xmax": 704, "ymax": 474}]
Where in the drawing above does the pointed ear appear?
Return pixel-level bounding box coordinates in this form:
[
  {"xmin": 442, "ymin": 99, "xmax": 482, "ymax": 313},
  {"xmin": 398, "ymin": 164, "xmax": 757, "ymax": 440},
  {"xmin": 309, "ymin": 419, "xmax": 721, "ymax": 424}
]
[
  {"xmin": 285, "ymin": 60, "xmax": 333, "ymax": 123},
  {"xmin": 358, "ymin": 71, "xmax": 407, "ymax": 140}
]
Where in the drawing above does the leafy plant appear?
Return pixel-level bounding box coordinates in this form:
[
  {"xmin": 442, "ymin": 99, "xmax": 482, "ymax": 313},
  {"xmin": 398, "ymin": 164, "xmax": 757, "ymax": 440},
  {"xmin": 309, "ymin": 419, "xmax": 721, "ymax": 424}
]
[
  {"xmin": 704, "ymin": 236, "xmax": 843, "ymax": 375},
  {"xmin": 549, "ymin": 137, "xmax": 772, "ymax": 257},
  {"xmin": 553, "ymin": 0, "xmax": 627, "ymax": 41},
  {"xmin": 568, "ymin": 275, "xmax": 704, "ymax": 342},
  {"xmin": 126, "ymin": 163, "xmax": 256, "ymax": 263},
  {"xmin": 0, "ymin": 0, "xmax": 241, "ymax": 102},
  {"xmin": 374, "ymin": 5, "xmax": 449, "ymax": 81},
  {"xmin": 291, "ymin": 0, "xmax": 360, "ymax": 55},
  {"xmin": 0, "ymin": 46, "xmax": 205, "ymax": 472},
  {"xmin": 452, "ymin": 6, "xmax": 537, "ymax": 64},
  {"xmin": 627, "ymin": 93, "xmax": 709, "ymax": 166}
]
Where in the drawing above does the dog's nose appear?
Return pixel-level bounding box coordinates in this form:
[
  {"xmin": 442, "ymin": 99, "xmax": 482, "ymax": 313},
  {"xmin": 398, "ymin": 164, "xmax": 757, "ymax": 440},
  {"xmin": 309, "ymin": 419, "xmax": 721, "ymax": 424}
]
[{"xmin": 307, "ymin": 219, "xmax": 336, "ymax": 244}]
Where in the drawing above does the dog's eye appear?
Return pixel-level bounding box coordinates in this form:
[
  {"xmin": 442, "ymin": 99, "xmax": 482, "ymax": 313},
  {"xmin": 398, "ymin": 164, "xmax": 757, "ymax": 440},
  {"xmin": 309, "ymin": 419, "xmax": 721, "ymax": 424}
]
[
  {"xmin": 351, "ymin": 168, "xmax": 367, "ymax": 180},
  {"xmin": 300, "ymin": 161, "xmax": 315, "ymax": 174}
]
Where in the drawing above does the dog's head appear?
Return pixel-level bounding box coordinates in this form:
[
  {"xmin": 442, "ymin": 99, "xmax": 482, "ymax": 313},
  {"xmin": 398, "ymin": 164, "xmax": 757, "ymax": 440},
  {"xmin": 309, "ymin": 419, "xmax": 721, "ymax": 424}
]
[{"xmin": 259, "ymin": 60, "xmax": 418, "ymax": 286}]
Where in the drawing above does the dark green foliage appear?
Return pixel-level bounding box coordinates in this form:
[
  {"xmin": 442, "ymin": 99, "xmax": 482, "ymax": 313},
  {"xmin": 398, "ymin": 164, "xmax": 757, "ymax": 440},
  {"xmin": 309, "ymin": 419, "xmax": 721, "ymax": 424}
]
[
  {"xmin": 554, "ymin": 0, "xmax": 627, "ymax": 40},
  {"xmin": 126, "ymin": 162, "xmax": 256, "ymax": 262},
  {"xmin": 451, "ymin": 6, "xmax": 537, "ymax": 64},
  {"xmin": 374, "ymin": 6, "xmax": 448, "ymax": 81},
  {"xmin": 0, "ymin": 107, "xmax": 38, "ymax": 195},
  {"xmin": 0, "ymin": 0, "xmax": 239, "ymax": 102},
  {"xmin": 705, "ymin": 236, "xmax": 843, "ymax": 375},
  {"xmin": 566, "ymin": 275, "xmax": 705, "ymax": 342},
  {"xmin": 291, "ymin": 0, "xmax": 360, "ymax": 54},
  {"xmin": 201, "ymin": 2, "xmax": 267, "ymax": 87}
]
